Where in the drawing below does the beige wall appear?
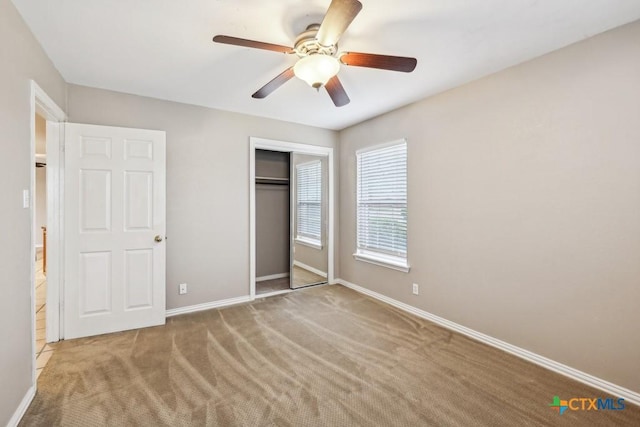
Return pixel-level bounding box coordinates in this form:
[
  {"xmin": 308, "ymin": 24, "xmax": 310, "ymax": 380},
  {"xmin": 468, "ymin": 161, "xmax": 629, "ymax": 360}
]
[
  {"xmin": 0, "ymin": 0, "xmax": 67, "ymax": 423},
  {"xmin": 256, "ymin": 185, "xmax": 290, "ymax": 277},
  {"xmin": 66, "ymin": 84, "xmax": 338, "ymax": 309},
  {"xmin": 256, "ymin": 150, "xmax": 290, "ymax": 278},
  {"xmin": 292, "ymin": 153, "xmax": 329, "ymax": 274},
  {"xmin": 338, "ymin": 20, "xmax": 640, "ymax": 392}
]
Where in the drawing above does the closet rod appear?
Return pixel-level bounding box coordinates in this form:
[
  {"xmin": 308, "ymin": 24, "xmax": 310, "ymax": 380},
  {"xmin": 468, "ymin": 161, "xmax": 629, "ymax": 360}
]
[{"xmin": 255, "ymin": 176, "xmax": 289, "ymax": 185}]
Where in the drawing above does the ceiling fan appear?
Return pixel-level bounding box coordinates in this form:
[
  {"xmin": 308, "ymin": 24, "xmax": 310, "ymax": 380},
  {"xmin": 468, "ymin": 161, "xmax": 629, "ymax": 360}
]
[{"xmin": 212, "ymin": 0, "xmax": 417, "ymax": 107}]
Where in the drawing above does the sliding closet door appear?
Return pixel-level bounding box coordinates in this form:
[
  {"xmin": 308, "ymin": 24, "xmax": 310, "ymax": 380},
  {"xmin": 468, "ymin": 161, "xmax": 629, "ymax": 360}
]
[{"xmin": 291, "ymin": 153, "xmax": 329, "ymax": 288}]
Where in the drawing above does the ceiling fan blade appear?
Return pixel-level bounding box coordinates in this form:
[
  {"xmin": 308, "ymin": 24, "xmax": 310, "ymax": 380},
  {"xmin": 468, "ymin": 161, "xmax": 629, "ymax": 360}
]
[
  {"xmin": 325, "ymin": 76, "xmax": 350, "ymax": 107},
  {"xmin": 213, "ymin": 35, "xmax": 294, "ymax": 54},
  {"xmin": 316, "ymin": 0, "xmax": 363, "ymax": 47},
  {"xmin": 252, "ymin": 67, "xmax": 295, "ymax": 99},
  {"xmin": 340, "ymin": 52, "xmax": 417, "ymax": 72}
]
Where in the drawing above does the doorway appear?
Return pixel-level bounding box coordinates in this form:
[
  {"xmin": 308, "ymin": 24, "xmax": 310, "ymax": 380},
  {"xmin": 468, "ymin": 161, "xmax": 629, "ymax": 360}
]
[
  {"xmin": 33, "ymin": 113, "xmax": 51, "ymax": 379},
  {"xmin": 249, "ymin": 137, "xmax": 334, "ymax": 299},
  {"xmin": 30, "ymin": 81, "xmax": 66, "ymax": 387}
]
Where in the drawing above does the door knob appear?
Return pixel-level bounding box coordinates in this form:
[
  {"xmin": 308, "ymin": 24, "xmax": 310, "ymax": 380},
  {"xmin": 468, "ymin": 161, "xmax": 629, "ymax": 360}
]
[{"xmin": 154, "ymin": 235, "xmax": 163, "ymax": 242}]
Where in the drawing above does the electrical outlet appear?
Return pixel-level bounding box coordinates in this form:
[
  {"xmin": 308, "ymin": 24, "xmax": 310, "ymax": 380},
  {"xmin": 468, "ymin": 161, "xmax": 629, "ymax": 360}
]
[
  {"xmin": 412, "ymin": 283, "xmax": 419, "ymax": 295},
  {"xmin": 179, "ymin": 283, "xmax": 187, "ymax": 295}
]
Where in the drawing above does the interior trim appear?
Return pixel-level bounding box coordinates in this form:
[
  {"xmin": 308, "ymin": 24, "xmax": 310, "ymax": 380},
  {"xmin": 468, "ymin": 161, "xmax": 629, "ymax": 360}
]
[
  {"xmin": 8, "ymin": 386, "xmax": 35, "ymax": 427},
  {"xmin": 256, "ymin": 273, "xmax": 289, "ymax": 282},
  {"xmin": 255, "ymin": 289, "xmax": 294, "ymax": 299},
  {"xmin": 336, "ymin": 278, "xmax": 640, "ymax": 406},
  {"xmin": 353, "ymin": 251, "xmax": 410, "ymax": 273},
  {"xmin": 165, "ymin": 295, "xmax": 252, "ymax": 318}
]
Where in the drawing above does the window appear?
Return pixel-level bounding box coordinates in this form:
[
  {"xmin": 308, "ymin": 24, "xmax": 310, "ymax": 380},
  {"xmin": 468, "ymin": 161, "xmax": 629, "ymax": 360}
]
[
  {"xmin": 296, "ymin": 160, "xmax": 322, "ymax": 249},
  {"xmin": 355, "ymin": 140, "xmax": 409, "ymax": 272}
]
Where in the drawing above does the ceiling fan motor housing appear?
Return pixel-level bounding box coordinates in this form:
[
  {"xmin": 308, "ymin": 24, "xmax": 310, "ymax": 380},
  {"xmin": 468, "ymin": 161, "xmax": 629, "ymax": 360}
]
[{"xmin": 294, "ymin": 24, "xmax": 337, "ymax": 57}]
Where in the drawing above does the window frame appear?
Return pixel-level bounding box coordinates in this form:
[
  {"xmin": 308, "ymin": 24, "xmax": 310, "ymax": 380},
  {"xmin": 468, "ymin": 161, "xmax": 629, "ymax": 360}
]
[{"xmin": 354, "ymin": 139, "xmax": 409, "ymax": 273}]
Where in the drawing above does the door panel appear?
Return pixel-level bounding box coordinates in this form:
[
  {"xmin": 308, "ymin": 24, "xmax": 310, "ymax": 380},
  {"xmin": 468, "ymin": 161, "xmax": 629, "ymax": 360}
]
[
  {"xmin": 79, "ymin": 169, "xmax": 111, "ymax": 232},
  {"xmin": 124, "ymin": 171, "xmax": 153, "ymax": 230},
  {"xmin": 124, "ymin": 249, "xmax": 154, "ymax": 309},
  {"xmin": 64, "ymin": 123, "xmax": 166, "ymax": 339},
  {"xmin": 79, "ymin": 251, "xmax": 111, "ymax": 315}
]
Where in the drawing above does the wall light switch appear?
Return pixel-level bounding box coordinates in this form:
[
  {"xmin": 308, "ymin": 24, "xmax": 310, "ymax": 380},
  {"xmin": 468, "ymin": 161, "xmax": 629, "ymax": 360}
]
[
  {"xmin": 23, "ymin": 189, "xmax": 30, "ymax": 208},
  {"xmin": 412, "ymin": 283, "xmax": 419, "ymax": 295},
  {"xmin": 179, "ymin": 283, "xmax": 187, "ymax": 295}
]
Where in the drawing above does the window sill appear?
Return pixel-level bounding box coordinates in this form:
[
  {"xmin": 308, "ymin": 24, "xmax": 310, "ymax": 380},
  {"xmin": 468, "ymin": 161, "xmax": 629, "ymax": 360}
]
[
  {"xmin": 295, "ymin": 237, "xmax": 323, "ymax": 250},
  {"xmin": 353, "ymin": 251, "xmax": 410, "ymax": 273}
]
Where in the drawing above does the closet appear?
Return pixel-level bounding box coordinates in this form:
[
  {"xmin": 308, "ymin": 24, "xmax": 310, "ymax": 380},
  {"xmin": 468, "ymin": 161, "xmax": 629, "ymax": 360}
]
[
  {"xmin": 255, "ymin": 150, "xmax": 291, "ymax": 294},
  {"xmin": 254, "ymin": 148, "xmax": 330, "ymax": 296}
]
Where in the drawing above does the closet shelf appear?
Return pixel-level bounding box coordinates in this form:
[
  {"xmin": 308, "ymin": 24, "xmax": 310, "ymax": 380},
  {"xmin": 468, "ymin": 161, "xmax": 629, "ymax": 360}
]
[{"xmin": 256, "ymin": 176, "xmax": 289, "ymax": 185}]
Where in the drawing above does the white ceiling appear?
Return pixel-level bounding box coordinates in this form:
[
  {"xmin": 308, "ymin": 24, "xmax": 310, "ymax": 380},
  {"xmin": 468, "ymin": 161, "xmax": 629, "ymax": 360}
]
[{"xmin": 12, "ymin": 0, "xmax": 640, "ymax": 130}]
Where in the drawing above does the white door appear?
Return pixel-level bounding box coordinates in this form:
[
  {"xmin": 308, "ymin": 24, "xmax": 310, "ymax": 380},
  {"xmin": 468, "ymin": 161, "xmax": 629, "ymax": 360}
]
[{"xmin": 64, "ymin": 123, "xmax": 166, "ymax": 339}]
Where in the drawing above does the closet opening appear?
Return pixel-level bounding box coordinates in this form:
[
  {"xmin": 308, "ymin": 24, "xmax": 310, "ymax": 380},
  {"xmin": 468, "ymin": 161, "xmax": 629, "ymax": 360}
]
[
  {"xmin": 249, "ymin": 138, "xmax": 334, "ymax": 299},
  {"xmin": 255, "ymin": 149, "xmax": 292, "ymax": 295}
]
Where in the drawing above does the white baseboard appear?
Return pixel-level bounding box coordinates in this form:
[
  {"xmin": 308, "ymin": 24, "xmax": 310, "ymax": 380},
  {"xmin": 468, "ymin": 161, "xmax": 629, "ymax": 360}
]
[
  {"xmin": 293, "ymin": 260, "xmax": 327, "ymax": 279},
  {"xmin": 166, "ymin": 295, "xmax": 252, "ymax": 318},
  {"xmin": 256, "ymin": 273, "xmax": 289, "ymax": 282},
  {"xmin": 336, "ymin": 278, "xmax": 640, "ymax": 406},
  {"xmin": 7, "ymin": 385, "xmax": 35, "ymax": 427}
]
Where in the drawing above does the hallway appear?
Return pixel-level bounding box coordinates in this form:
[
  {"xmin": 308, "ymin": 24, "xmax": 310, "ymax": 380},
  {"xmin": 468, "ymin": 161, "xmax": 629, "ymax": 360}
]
[{"xmin": 35, "ymin": 248, "xmax": 53, "ymax": 379}]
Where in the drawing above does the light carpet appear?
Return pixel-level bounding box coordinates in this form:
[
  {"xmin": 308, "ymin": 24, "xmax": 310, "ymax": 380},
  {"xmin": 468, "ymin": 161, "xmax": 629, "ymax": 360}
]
[{"xmin": 21, "ymin": 285, "xmax": 640, "ymax": 426}]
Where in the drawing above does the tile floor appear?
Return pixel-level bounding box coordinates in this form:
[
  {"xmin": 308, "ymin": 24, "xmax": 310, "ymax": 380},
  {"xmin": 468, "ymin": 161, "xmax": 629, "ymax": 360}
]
[{"xmin": 35, "ymin": 248, "xmax": 54, "ymax": 380}]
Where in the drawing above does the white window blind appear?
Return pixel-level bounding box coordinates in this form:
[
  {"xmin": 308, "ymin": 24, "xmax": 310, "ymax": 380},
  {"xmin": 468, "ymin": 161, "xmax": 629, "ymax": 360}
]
[
  {"xmin": 356, "ymin": 141, "xmax": 408, "ymax": 270},
  {"xmin": 296, "ymin": 161, "xmax": 322, "ymax": 245}
]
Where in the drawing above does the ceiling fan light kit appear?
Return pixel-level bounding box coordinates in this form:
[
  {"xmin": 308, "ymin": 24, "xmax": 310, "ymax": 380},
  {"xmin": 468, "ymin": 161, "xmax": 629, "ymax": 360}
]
[
  {"xmin": 294, "ymin": 54, "xmax": 340, "ymax": 89},
  {"xmin": 212, "ymin": 0, "xmax": 417, "ymax": 106}
]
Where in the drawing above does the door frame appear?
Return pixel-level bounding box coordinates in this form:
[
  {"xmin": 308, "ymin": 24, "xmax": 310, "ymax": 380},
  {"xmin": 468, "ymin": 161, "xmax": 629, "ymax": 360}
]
[
  {"xmin": 249, "ymin": 137, "xmax": 334, "ymax": 299},
  {"xmin": 30, "ymin": 80, "xmax": 66, "ymax": 367}
]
